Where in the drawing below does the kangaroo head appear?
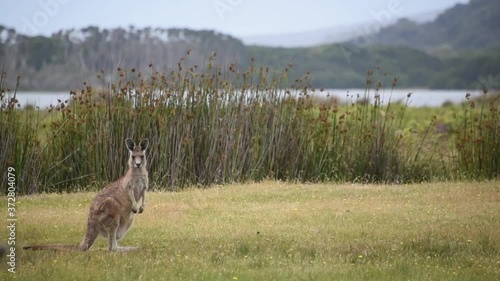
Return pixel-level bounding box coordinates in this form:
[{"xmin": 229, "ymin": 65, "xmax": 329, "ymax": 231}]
[{"xmin": 125, "ymin": 138, "xmax": 149, "ymax": 168}]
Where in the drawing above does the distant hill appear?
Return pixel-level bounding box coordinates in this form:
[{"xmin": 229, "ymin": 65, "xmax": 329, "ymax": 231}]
[
  {"xmin": 242, "ymin": 25, "xmax": 357, "ymax": 48},
  {"xmin": 241, "ymin": 10, "xmax": 443, "ymax": 48},
  {"xmin": 362, "ymin": 0, "xmax": 500, "ymax": 53},
  {"xmin": 248, "ymin": 44, "xmax": 500, "ymax": 89},
  {"xmin": 0, "ymin": 13, "xmax": 499, "ymax": 91},
  {"xmin": 0, "ymin": 26, "xmax": 247, "ymax": 90}
]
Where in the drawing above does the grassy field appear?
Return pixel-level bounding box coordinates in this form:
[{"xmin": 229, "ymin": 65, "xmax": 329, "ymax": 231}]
[{"xmin": 1, "ymin": 181, "xmax": 499, "ymax": 280}]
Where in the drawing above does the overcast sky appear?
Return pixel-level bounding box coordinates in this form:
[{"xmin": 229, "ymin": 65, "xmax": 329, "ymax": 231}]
[{"xmin": 1, "ymin": 0, "xmax": 468, "ymax": 37}]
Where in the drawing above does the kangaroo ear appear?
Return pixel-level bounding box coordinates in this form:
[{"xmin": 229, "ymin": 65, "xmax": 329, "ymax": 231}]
[
  {"xmin": 125, "ymin": 138, "xmax": 136, "ymax": 151},
  {"xmin": 139, "ymin": 139, "xmax": 149, "ymax": 151}
]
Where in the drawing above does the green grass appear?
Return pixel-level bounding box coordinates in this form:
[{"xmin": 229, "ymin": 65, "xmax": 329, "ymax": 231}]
[{"xmin": 1, "ymin": 181, "xmax": 499, "ymax": 280}]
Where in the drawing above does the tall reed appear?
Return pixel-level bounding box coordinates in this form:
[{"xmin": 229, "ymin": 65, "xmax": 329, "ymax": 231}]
[
  {"xmin": 0, "ymin": 72, "xmax": 45, "ymax": 193},
  {"xmin": 454, "ymin": 89, "xmax": 499, "ymax": 179},
  {"xmin": 1, "ymin": 53, "xmax": 498, "ymax": 194}
]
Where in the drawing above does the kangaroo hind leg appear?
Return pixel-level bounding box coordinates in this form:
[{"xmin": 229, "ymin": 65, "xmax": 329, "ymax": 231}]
[{"xmin": 79, "ymin": 222, "xmax": 99, "ymax": 251}]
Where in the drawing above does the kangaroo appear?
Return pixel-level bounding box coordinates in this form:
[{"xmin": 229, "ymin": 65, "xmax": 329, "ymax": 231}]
[{"xmin": 23, "ymin": 138, "xmax": 149, "ymax": 252}]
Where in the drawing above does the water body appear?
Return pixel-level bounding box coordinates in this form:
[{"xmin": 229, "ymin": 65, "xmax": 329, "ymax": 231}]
[
  {"xmin": 317, "ymin": 88, "xmax": 485, "ymax": 107},
  {"xmin": 6, "ymin": 89, "xmax": 486, "ymax": 109},
  {"xmin": 4, "ymin": 91, "xmax": 71, "ymax": 109}
]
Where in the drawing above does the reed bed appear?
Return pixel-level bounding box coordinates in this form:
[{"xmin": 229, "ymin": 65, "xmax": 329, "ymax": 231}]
[{"xmin": 1, "ymin": 53, "xmax": 498, "ymax": 194}]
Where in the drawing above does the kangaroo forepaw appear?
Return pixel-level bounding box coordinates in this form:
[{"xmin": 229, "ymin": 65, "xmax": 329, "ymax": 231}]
[
  {"xmin": 138, "ymin": 206, "xmax": 144, "ymax": 214},
  {"xmin": 132, "ymin": 206, "xmax": 138, "ymax": 214}
]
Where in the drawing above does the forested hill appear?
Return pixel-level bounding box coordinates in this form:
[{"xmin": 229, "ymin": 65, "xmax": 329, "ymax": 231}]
[
  {"xmin": 1, "ymin": 0, "xmax": 499, "ymax": 91},
  {"xmin": 248, "ymin": 44, "xmax": 499, "ymax": 89},
  {"xmin": 0, "ymin": 26, "xmax": 248, "ymax": 90},
  {"xmin": 360, "ymin": 0, "xmax": 500, "ymax": 54}
]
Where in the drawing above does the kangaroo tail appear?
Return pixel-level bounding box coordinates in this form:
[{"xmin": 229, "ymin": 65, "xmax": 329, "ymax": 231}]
[{"xmin": 23, "ymin": 244, "xmax": 80, "ymax": 251}]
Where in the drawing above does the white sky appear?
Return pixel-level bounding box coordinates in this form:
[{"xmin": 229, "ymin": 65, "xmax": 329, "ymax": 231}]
[{"xmin": 0, "ymin": 0, "xmax": 468, "ymax": 37}]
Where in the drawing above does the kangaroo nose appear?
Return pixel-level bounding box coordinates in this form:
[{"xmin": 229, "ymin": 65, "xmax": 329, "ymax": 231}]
[{"xmin": 135, "ymin": 163, "xmax": 141, "ymax": 168}]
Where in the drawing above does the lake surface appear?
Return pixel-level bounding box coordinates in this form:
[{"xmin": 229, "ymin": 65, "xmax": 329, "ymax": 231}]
[
  {"xmin": 317, "ymin": 89, "xmax": 482, "ymax": 107},
  {"xmin": 5, "ymin": 89, "xmax": 486, "ymax": 109}
]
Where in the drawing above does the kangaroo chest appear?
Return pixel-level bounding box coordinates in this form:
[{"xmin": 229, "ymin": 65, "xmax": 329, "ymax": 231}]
[{"xmin": 125, "ymin": 175, "xmax": 148, "ymax": 201}]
